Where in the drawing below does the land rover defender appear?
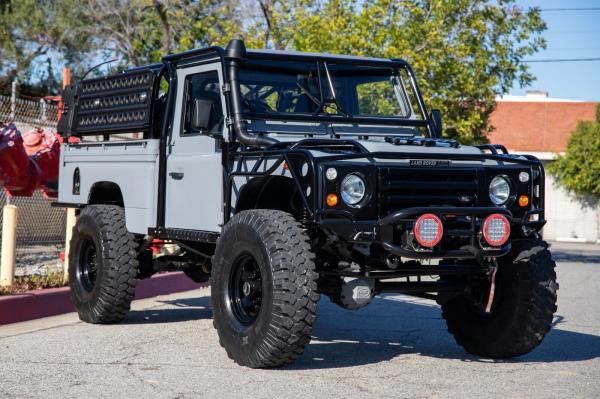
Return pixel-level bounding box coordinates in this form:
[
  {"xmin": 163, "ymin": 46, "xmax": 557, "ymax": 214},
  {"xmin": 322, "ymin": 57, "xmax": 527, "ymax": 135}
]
[{"xmin": 55, "ymin": 40, "xmax": 558, "ymax": 368}]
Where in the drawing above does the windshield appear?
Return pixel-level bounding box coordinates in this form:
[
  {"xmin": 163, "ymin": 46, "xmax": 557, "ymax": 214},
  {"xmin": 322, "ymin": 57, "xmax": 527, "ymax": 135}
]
[{"xmin": 238, "ymin": 59, "xmax": 425, "ymax": 123}]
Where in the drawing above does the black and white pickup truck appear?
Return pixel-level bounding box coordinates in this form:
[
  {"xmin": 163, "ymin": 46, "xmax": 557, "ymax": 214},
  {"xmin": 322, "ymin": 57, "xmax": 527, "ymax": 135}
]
[{"xmin": 54, "ymin": 40, "xmax": 558, "ymax": 368}]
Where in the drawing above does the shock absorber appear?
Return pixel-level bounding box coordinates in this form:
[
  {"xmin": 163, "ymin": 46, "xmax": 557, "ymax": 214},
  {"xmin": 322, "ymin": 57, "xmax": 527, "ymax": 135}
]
[{"xmin": 299, "ymin": 207, "xmax": 310, "ymax": 230}]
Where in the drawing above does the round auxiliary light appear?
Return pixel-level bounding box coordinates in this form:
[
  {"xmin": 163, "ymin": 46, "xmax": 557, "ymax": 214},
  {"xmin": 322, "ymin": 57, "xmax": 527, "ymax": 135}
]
[
  {"xmin": 340, "ymin": 174, "xmax": 366, "ymax": 206},
  {"xmin": 326, "ymin": 193, "xmax": 338, "ymax": 207},
  {"xmin": 325, "ymin": 167, "xmax": 338, "ymax": 181},
  {"xmin": 519, "ymin": 171, "xmax": 530, "ymax": 183},
  {"xmin": 489, "ymin": 175, "xmax": 511, "ymax": 206},
  {"xmin": 413, "ymin": 213, "xmax": 443, "ymax": 248},
  {"xmin": 482, "ymin": 213, "xmax": 510, "ymax": 247},
  {"xmin": 518, "ymin": 195, "xmax": 529, "ymax": 207}
]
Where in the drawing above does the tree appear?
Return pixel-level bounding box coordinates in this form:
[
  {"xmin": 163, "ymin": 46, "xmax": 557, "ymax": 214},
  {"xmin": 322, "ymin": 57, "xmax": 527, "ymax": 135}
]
[
  {"xmin": 0, "ymin": 0, "xmax": 90, "ymax": 94},
  {"xmin": 262, "ymin": 0, "xmax": 546, "ymax": 143},
  {"xmin": 547, "ymin": 105, "xmax": 600, "ymax": 201},
  {"xmin": 76, "ymin": 0, "xmax": 246, "ymax": 66}
]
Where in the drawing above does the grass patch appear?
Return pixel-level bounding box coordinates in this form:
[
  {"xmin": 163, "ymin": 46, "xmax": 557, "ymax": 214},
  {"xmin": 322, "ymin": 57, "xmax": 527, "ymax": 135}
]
[{"xmin": 0, "ymin": 271, "xmax": 67, "ymax": 296}]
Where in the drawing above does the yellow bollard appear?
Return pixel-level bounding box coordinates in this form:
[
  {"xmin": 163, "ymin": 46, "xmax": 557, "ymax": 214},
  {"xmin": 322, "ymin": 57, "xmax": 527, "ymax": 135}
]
[
  {"xmin": 0, "ymin": 204, "xmax": 18, "ymax": 287},
  {"xmin": 63, "ymin": 208, "xmax": 77, "ymax": 283}
]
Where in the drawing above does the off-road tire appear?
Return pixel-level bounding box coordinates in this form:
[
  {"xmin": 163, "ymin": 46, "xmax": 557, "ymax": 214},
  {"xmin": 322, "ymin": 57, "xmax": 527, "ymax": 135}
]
[
  {"xmin": 69, "ymin": 205, "xmax": 138, "ymax": 324},
  {"xmin": 441, "ymin": 238, "xmax": 558, "ymax": 358},
  {"xmin": 211, "ymin": 210, "xmax": 319, "ymax": 368}
]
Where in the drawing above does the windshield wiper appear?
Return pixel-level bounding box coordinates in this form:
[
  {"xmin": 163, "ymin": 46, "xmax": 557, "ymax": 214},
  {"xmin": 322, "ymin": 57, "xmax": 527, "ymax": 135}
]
[{"xmin": 322, "ymin": 61, "xmax": 351, "ymax": 117}]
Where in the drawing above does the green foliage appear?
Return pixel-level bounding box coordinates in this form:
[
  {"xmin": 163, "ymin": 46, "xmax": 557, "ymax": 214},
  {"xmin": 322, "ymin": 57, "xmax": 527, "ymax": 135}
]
[
  {"xmin": 0, "ymin": 271, "xmax": 66, "ymax": 296},
  {"xmin": 548, "ymin": 104, "xmax": 600, "ymax": 201},
  {"xmin": 0, "ymin": 0, "xmax": 546, "ymax": 143},
  {"xmin": 277, "ymin": 0, "xmax": 546, "ymax": 143}
]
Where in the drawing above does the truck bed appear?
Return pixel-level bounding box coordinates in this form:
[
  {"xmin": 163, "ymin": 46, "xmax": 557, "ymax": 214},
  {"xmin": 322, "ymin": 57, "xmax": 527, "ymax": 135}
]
[{"xmin": 57, "ymin": 139, "xmax": 160, "ymax": 234}]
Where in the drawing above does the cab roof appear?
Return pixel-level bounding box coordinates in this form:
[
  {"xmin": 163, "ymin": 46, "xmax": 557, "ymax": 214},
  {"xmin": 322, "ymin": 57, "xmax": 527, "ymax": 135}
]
[{"xmin": 161, "ymin": 45, "xmax": 409, "ymax": 68}]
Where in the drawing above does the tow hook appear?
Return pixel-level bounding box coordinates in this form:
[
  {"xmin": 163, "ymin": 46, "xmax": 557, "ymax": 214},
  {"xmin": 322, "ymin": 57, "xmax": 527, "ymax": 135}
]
[{"xmin": 484, "ymin": 264, "xmax": 498, "ymax": 314}]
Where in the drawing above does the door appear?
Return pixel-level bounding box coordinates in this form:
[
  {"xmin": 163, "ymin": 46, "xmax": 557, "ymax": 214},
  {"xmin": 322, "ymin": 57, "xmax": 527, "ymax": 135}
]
[{"xmin": 165, "ymin": 63, "xmax": 226, "ymax": 232}]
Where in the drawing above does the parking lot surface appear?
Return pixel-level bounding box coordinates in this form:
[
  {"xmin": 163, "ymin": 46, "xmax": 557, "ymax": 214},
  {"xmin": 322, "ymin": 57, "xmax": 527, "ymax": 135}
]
[{"xmin": 0, "ymin": 242, "xmax": 598, "ymax": 398}]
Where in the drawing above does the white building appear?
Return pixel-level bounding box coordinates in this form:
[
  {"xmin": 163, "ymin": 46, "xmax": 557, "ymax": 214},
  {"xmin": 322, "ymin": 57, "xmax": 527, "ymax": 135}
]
[{"xmin": 490, "ymin": 91, "xmax": 599, "ymax": 243}]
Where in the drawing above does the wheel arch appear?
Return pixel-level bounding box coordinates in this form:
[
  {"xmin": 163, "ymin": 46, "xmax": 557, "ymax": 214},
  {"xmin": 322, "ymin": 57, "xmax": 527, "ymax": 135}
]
[
  {"xmin": 235, "ymin": 175, "xmax": 302, "ymax": 214},
  {"xmin": 88, "ymin": 181, "xmax": 124, "ymax": 207}
]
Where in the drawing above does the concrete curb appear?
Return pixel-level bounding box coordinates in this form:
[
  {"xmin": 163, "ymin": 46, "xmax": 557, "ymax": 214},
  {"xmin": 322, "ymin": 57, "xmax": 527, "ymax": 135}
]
[{"xmin": 0, "ymin": 272, "xmax": 207, "ymax": 325}]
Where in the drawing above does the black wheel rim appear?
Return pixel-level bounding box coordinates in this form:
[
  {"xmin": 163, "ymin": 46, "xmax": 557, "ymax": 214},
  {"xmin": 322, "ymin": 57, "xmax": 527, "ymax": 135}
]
[
  {"xmin": 228, "ymin": 253, "xmax": 263, "ymax": 326},
  {"xmin": 78, "ymin": 237, "xmax": 98, "ymax": 292}
]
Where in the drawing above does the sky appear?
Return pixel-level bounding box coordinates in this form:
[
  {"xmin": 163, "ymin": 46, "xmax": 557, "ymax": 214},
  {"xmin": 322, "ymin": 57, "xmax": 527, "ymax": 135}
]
[{"xmin": 510, "ymin": 0, "xmax": 600, "ymax": 101}]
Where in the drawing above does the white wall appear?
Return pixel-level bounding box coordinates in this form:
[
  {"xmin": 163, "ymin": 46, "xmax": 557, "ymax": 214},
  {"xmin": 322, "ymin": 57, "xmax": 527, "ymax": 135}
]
[{"xmin": 543, "ymin": 163, "xmax": 599, "ymax": 242}]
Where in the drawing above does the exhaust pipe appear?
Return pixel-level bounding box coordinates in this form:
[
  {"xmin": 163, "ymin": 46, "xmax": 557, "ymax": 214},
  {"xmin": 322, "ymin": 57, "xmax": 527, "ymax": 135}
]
[{"xmin": 225, "ymin": 39, "xmax": 277, "ymax": 147}]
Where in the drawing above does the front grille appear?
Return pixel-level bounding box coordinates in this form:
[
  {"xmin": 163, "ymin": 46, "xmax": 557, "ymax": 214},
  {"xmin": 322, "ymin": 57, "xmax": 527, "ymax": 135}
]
[{"xmin": 379, "ymin": 166, "xmax": 480, "ymax": 215}]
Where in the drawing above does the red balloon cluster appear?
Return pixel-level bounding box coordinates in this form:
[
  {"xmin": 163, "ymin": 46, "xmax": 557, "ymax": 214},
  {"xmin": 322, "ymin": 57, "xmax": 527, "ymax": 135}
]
[{"xmin": 0, "ymin": 123, "xmax": 62, "ymax": 198}]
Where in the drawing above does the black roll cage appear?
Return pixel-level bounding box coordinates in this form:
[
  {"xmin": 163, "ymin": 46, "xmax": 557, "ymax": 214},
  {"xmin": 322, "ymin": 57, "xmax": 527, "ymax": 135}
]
[{"xmin": 221, "ymin": 138, "xmax": 546, "ymax": 227}]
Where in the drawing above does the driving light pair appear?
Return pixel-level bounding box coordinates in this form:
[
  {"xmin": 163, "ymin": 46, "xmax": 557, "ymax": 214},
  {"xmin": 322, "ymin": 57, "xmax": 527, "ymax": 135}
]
[{"xmin": 413, "ymin": 213, "xmax": 510, "ymax": 248}]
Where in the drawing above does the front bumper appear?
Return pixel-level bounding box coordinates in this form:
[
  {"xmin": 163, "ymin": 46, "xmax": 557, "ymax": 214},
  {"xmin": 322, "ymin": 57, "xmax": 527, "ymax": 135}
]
[{"xmin": 318, "ymin": 206, "xmax": 544, "ymax": 259}]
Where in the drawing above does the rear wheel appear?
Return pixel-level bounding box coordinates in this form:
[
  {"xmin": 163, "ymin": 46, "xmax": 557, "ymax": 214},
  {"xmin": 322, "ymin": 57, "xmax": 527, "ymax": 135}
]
[
  {"xmin": 69, "ymin": 205, "xmax": 139, "ymax": 324},
  {"xmin": 441, "ymin": 238, "xmax": 558, "ymax": 358},
  {"xmin": 211, "ymin": 210, "xmax": 319, "ymax": 368}
]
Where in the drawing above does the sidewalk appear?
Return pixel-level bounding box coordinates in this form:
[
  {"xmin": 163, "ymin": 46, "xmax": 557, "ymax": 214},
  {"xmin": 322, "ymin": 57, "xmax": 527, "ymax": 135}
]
[{"xmin": 0, "ymin": 272, "xmax": 206, "ymax": 325}]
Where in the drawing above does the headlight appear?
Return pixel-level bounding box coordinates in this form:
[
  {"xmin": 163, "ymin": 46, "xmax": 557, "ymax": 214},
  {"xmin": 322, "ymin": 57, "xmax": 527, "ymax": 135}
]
[
  {"xmin": 341, "ymin": 174, "xmax": 366, "ymax": 206},
  {"xmin": 489, "ymin": 175, "xmax": 511, "ymax": 205}
]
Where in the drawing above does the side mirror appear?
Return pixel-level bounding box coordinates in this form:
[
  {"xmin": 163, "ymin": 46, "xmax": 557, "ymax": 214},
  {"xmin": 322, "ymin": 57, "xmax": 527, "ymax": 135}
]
[
  {"xmin": 191, "ymin": 98, "xmax": 213, "ymax": 132},
  {"xmin": 429, "ymin": 109, "xmax": 443, "ymax": 137}
]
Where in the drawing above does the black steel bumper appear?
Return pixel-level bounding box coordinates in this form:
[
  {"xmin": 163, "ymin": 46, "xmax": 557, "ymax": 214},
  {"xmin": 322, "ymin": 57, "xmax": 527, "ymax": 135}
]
[
  {"xmin": 318, "ymin": 206, "xmax": 546, "ymax": 260},
  {"xmin": 378, "ymin": 206, "xmax": 512, "ymax": 259}
]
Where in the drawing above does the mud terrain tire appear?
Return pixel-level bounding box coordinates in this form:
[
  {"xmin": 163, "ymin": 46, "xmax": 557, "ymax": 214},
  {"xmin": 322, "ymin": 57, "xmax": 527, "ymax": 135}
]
[
  {"xmin": 69, "ymin": 205, "xmax": 138, "ymax": 324},
  {"xmin": 211, "ymin": 210, "xmax": 319, "ymax": 368},
  {"xmin": 442, "ymin": 238, "xmax": 558, "ymax": 358}
]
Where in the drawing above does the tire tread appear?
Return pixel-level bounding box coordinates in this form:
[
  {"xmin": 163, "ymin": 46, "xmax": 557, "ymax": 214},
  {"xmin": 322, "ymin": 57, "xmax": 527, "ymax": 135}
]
[
  {"xmin": 70, "ymin": 205, "xmax": 138, "ymax": 324},
  {"xmin": 442, "ymin": 238, "xmax": 558, "ymax": 358},
  {"xmin": 212, "ymin": 210, "xmax": 318, "ymax": 368}
]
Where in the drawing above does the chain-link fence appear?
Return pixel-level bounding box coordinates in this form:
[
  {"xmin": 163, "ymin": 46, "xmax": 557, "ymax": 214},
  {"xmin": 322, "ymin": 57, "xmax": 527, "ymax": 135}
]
[
  {"xmin": 0, "ymin": 191, "xmax": 66, "ymax": 245},
  {"xmin": 1, "ymin": 88, "xmax": 65, "ymax": 276},
  {"xmin": 0, "ymin": 93, "xmax": 59, "ymax": 130}
]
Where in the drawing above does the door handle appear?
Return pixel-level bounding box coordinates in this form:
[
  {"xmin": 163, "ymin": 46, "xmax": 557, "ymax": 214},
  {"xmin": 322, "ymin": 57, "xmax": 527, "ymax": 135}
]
[{"xmin": 169, "ymin": 172, "xmax": 184, "ymax": 180}]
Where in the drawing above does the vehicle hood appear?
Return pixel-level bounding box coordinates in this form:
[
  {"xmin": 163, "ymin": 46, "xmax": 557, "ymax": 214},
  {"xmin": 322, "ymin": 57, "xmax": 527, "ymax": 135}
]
[
  {"xmin": 307, "ymin": 138, "xmax": 519, "ymax": 167},
  {"xmin": 358, "ymin": 139, "xmax": 483, "ymax": 155}
]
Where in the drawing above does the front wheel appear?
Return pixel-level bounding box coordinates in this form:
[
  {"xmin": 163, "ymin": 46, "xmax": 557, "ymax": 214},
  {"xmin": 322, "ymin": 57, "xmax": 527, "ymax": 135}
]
[
  {"xmin": 442, "ymin": 238, "xmax": 558, "ymax": 358},
  {"xmin": 211, "ymin": 210, "xmax": 319, "ymax": 368}
]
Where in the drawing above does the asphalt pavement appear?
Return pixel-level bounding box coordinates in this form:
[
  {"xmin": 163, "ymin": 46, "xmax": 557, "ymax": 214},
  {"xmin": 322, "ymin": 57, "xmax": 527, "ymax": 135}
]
[{"xmin": 0, "ymin": 241, "xmax": 598, "ymax": 398}]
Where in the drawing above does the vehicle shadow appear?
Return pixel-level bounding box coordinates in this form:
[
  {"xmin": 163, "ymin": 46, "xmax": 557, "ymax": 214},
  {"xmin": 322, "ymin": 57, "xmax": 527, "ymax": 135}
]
[
  {"xmin": 121, "ymin": 296, "xmax": 212, "ymax": 324},
  {"xmin": 287, "ymin": 294, "xmax": 600, "ymax": 370},
  {"xmin": 550, "ymin": 250, "xmax": 600, "ymax": 264},
  {"xmin": 118, "ymin": 292, "xmax": 600, "ymax": 369}
]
